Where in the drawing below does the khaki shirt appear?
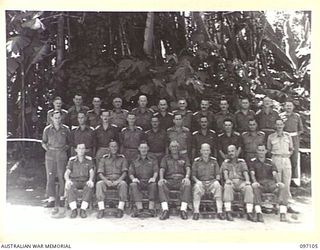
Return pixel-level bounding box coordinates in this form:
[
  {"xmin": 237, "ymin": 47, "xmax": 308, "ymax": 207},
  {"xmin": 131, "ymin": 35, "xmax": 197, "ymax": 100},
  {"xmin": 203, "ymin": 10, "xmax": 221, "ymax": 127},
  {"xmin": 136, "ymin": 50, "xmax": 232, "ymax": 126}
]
[
  {"xmin": 109, "ymin": 109, "xmax": 129, "ymax": 129},
  {"xmin": 132, "ymin": 107, "xmax": 154, "ymax": 131},
  {"xmin": 267, "ymin": 132, "xmax": 293, "ymax": 155},
  {"xmin": 173, "ymin": 109, "xmax": 193, "ymax": 129},
  {"xmin": 129, "ymin": 154, "xmax": 158, "ymax": 180},
  {"xmin": 241, "ymin": 131, "xmax": 265, "ymax": 155},
  {"xmin": 67, "ymin": 105, "xmax": 90, "ymax": 127},
  {"xmin": 97, "ymin": 154, "xmax": 128, "ymax": 181},
  {"xmin": 234, "ymin": 109, "xmax": 255, "ymax": 133},
  {"xmin": 42, "ymin": 124, "xmax": 70, "ymax": 150},
  {"xmin": 220, "ymin": 158, "xmax": 248, "ymax": 181},
  {"xmin": 66, "ymin": 155, "xmax": 94, "ymax": 182},
  {"xmin": 160, "ymin": 154, "xmax": 190, "ymax": 179},
  {"xmin": 192, "ymin": 156, "xmax": 220, "ymax": 181},
  {"xmin": 87, "ymin": 108, "xmax": 105, "ymax": 128}
]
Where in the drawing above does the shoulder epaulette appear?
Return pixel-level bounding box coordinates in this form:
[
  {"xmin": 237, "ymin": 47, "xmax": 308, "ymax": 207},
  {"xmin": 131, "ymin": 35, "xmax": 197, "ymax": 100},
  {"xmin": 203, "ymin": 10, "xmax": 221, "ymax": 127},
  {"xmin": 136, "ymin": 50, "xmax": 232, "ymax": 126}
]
[
  {"xmin": 153, "ymin": 112, "xmax": 159, "ymax": 116},
  {"xmin": 255, "ymin": 109, "xmax": 261, "ymax": 115},
  {"xmin": 44, "ymin": 124, "xmax": 53, "ymax": 130},
  {"xmin": 145, "ymin": 129, "xmax": 151, "ymax": 134},
  {"xmin": 102, "ymin": 154, "xmax": 110, "ymax": 158},
  {"xmin": 209, "ymin": 129, "xmax": 216, "ymax": 134},
  {"xmin": 167, "ymin": 112, "xmax": 174, "ymax": 116},
  {"xmin": 172, "ymin": 110, "xmax": 178, "ymax": 114},
  {"xmin": 85, "ymin": 155, "xmax": 92, "ymax": 160},
  {"xmin": 111, "ymin": 124, "xmax": 118, "ymax": 128},
  {"xmin": 242, "ymin": 131, "xmax": 249, "ymax": 136},
  {"xmin": 148, "ymin": 108, "xmax": 155, "ymax": 113},
  {"xmin": 257, "ymin": 131, "xmax": 265, "ymax": 136},
  {"xmin": 71, "ymin": 126, "xmax": 79, "ymax": 131},
  {"xmin": 87, "ymin": 109, "xmax": 94, "ymax": 113},
  {"xmin": 266, "ymin": 158, "xmax": 273, "ymax": 162},
  {"xmin": 218, "ymin": 133, "xmax": 224, "ymax": 137},
  {"xmin": 223, "ymin": 159, "xmax": 230, "ymax": 163},
  {"xmin": 94, "ymin": 125, "xmax": 101, "ymax": 130},
  {"xmin": 235, "ymin": 110, "xmax": 241, "ymax": 114},
  {"xmin": 89, "ymin": 126, "xmax": 95, "ymax": 130},
  {"xmin": 47, "ymin": 109, "xmax": 54, "ymax": 113},
  {"xmin": 192, "ymin": 131, "xmax": 199, "ymax": 135},
  {"xmin": 132, "ymin": 107, "xmax": 138, "ymax": 112},
  {"xmin": 69, "ymin": 156, "xmax": 77, "ymax": 161},
  {"xmin": 237, "ymin": 158, "xmax": 245, "ymax": 162},
  {"xmin": 122, "ymin": 109, "xmax": 129, "ymax": 113},
  {"xmin": 167, "ymin": 127, "xmax": 174, "ymax": 132},
  {"xmin": 194, "ymin": 157, "xmax": 201, "ymax": 162},
  {"xmin": 121, "ymin": 127, "xmax": 127, "ymax": 132},
  {"xmin": 182, "ymin": 126, "xmax": 190, "ymax": 132},
  {"xmin": 192, "ymin": 111, "xmax": 199, "ymax": 116},
  {"xmin": 62, "ymin": 124, "xmax": 70, "ymax": 130},
  {"xmin": 283, "ymin": 131, "xmax": 290, "ymax": 136},
  {"xmin": 186, "ymin": 110, "xmax": 192, "ymax": 114},
  {"xmin": 117, "ymin": 154, "xmax": 125, "ymax": 158},
  {"xmin": 234, "ymin": 131, "xmax": 240, "ymax": 136},
  {"xmin": 210, "ymin": 156, "xmax": 217, "ymax": 161},
  {"xmin": 250, "ymin": 157, "xmax": 256, "ymax": 161},
  {"xmin": 136, "ymin": 126, "xmax": 143, "ymax": 131}
]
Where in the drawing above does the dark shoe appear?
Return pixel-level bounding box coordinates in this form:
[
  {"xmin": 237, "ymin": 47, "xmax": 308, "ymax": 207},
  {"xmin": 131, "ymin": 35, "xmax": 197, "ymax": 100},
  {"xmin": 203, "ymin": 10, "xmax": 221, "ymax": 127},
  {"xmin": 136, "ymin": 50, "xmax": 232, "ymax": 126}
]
[
  {"xmin": 290, "ymin": 180, "xmax": 298, "ymax": 187},
  {"xmin": 159, "ymin": 210, "xmax": 169, "ymax": 220},
  {"xmin": 149, "ymin": 209, "xmax": 156, "ymax": 217},
  {"xmin": 96, "ymin": 210, "xmax": 104, "ymax": 219},
  {"xmin": 287, "ymin": 207, "xmax": 300, "ymax": 214},
  {"xmin": 226, "ymin": 212, "xmax": 234, "ymax": 221},
  {"xmin": 80, "ymin": 209, "xmax": 87, "ymax": 218},
  {"xmin": 131, "ymin": 209, "xmax": 143, "ymax": 218},
  {"xmin": 70, "ymin": 209, "xmax": 77, "ymax": 219},
  {"xmin": 217, "ymin": 213, "xmax": 225, "ymax": 220},
  {"xmin": 247, "ymin": 213, "xmax": 255, "ymax": 222},
  {"xmin": 192, "ymin": 213, "xmax": 200, "ymax": 220},
  {"xmin": 180, "ymin": 210, "xmax": 188, "ymax": 220},
  {"xmin": 59, "ymin": 199, "xmax": 65, "ymax": 207},
  {"xmin": 280, "ymin": 213, "xmax": 287, "ymax": 222},
  {"xmin": 257, "ymin": 213, "xmax": 264, "ymax": 223},
  {"xmin": 44, "ymin": 201, "xmax": 55, "ymax": 208},
  {"xmin": 116, "ymin": 209, "xmax": 124, "ymax": 218}
]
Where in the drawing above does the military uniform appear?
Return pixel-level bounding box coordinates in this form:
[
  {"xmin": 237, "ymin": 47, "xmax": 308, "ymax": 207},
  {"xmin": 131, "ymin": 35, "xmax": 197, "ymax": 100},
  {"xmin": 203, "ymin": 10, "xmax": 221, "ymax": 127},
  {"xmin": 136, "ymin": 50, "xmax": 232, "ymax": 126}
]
[
  {"xmin": 94, "ymin": 124, "xmax": 119, "ymax": 162},
  {"xmin": 217, "ymin": 131, "xmax": 242, "ymax": 164},
  {"xmin": 241, "ymin": 131, "xmax": 265, "ymax": 162},
  {"xmin": 234, "ymin": 109, "xmax": 255, "ymax": 133},
  {"xmin": 67, "ymin": 105, "xmax": 90, "ymax": 128},
  {"xmin": 96, "ymin": 154, "xmax": 128, "ymax": 203},
  {"xmin": 280, "ymin": 111, "xmax": 304, "ymax": 180},
  {"xmin": 214, "ymin": 111, "xmax": 235, "ymax": 134},
  {"xmin": 158, "ymin": 154, "xmax": 192, "ymax": 204},
  {"xmin": 42, "ymin": 124, "xmax": 70, "ymax": 198},
  {"xmin": 249, "ymin": 157, "xmax": 288, "ymax": 206},
  {"xmin": 153, "ymin": 111, "xmax": 174, "ymax": 131},
  {"xmin": 132, "ymin": 107, "xmax": 154, "ymax": 131},
  {"xmin": 46, "ymin": 109, "xmax": 68, "ymax": 125},
  {"xmin": 172, "ymin": 110, "xmax": 193, "ymax": 129},
  {"xmin": 192, "ymin": 110, "xmax": 216, "ymax": 132},
  {"xmin": 192, "ymin": 129, "xmax": 217, "ymax": 158},
  {"xmin": 87, "ymin": 108, "xmax": 106, "ymax": 128},
  {"xmin": 129, "ymin": 154, "xmax": 158, "ymax": 203},
  {"xmin": 145, "ymin": 129, "xmax": 167, "ymax": 164},
  {"xmin": 65, "ymin": 155, "xmax": 94, "ymax": 204},
  {"xmin": 167, "ymin": 126, "xmax": 192, "ymax": 158},
  {"xmin": 120, "ymin": 126, "xmax": 146, "ymax": 163},
  {"xmin": 255, "ymin": 109, "xmax": 280, "ymax": 140},
  {"xmin": 70, "ymin": 126, "xmax": 95, "ymax": 157},
  {"xmin": 109, "ymin": 109, "xmax": 129, "ymax": 130}
]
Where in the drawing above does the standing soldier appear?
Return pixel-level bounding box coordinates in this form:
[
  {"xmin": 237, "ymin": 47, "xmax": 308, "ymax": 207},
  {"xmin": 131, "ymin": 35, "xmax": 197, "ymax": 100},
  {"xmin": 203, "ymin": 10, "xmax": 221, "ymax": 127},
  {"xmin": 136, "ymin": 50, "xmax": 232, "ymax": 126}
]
[
  {"xmin": 255, "ymin": 96, "xmax": 280, "ymax": 141},
  {"xmin": 64, "ymin": 143, "xmax": 95, "ymax": 218},
  {"xmin": 280, "ymin": 100, "xmax": 304, "ymax": 187},
  {"xmin": 94, "ymin": 110, "xmax": 119, "ymax": 163},
  {"xmin": 172, "ymin": 98, "xmax": 193, "ymax": 130},
  {"xmin": 192, "ymin": 143, "xmax": 225, "ymax": 220},
  {"xmin": 109, "ymin": 97, "xmax": 129, "ymax": 130},
  {"xmin": 129, "ymin": 142, "xmax": 158, "ymax": 217},
  {"xmin": 192, "ymin": 116, "xmax": 217, "ymax": 160},
  {"xmin": 42, "ymin": 110, "xmax": 70, "ymax": 208},
  {"xmin": 145, "ymin": 116, "xmax": 167, "ymax": 164},
  {"xmin": 47, "ymin": 96, "xmax": 68, "ymax": 125},
  {"xmin": 249, "ymin": 144, "xmax": 289, "ymax": 222},
  {"xmin": 120, "ymin": 113, "xmax": 145, "ymax": 164},
  {"xmin": 234, "ymin": 97, "xmax": 255, "ymax": 133},
  {"xmin": 167, "ymin": 114, "xmax": 192, "ymax": 160},
  {"xmin": 87, "ymin": 97, "xmax": 105, "ymax": 128},
  {"xmin": 221, "ymin": 145, "xmax": 255, "ymax": 222},
  {"xmin": 158, "ymin": 141, "xmax": 192, "ymax": 220},
  {"xmin": 132, "ymin": 95, "xmax": 154, "ymax": 131},
  {"xmin": 95, "ymin": 141, "xmax": 128, "ymax": 219},
  {"xmin": 67, "ymin": 94, "xmax": 90, "ymax": 129},
  {"xmin": 153, "ymin": 99, "xmax": 174, "ymax": 130},
  {"xmin": 70, "ymin": 112, "xmax": 95, "ymax": 157},
  {"xmin": 214, "ymin": 98, "xmax": 235, "ymax": 134},
  {"xmin": 241, "ymin": 118, "xmax": 265, "ymax": 163},
  {"xmin": 192, "ymin": 99, "xmax": 216, "ymax": 132}
]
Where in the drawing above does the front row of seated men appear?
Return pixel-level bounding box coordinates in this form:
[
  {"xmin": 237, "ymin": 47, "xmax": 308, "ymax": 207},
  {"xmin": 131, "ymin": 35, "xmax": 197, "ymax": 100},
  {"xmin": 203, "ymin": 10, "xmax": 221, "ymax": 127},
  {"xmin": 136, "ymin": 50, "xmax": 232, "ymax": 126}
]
[{"xmin": 64, "ymin": 140, "xmax": 289, "ymax": 222}]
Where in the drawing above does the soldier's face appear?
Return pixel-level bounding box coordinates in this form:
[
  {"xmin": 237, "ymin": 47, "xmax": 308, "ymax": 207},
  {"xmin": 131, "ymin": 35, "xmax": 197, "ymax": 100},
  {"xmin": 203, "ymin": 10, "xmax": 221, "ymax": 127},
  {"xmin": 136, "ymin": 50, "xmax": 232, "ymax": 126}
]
[
  {"xmin": 113, "ymin": 98, "xmax": 122, "ymax": 109},
  {"xmin": 200, "ymin": 145, "xmax": 211, "ymax": 157},
  {"xmin": 138, "ymin": 96, "xmax": 147, "ymax": 108},
  {"xmin": 284, "ymin": 102, "xmax": 294, "ymax": 112},
  {"xmin": 173, "ymin": 115, "xmax": 183, "ymax": 127},
  {"xmin": 201, "ymin": 101, "xmax": 209, "ymax": 111},
  {"xmin": 151, "ymin": 118, "xmax": 159, "ymax": 128},
  {"xmin": 240, "ymin": 99, "xmax": 250, "ymax": 109},
  {"xmin": 109, "ymin": 142, "xmax": 118, "ymax": 154},
  {"xmin": 53, "ymin": 100, "xmax": 62, "ymax": 109},
  {"xmin": 101, "ymin": 111, "xmax": 110, "ymax": 123},
  {"xmin": 138, "ymin": 144, "xmax": 149, "ymax": 156},
  {"xmin": 263, "ymin": 97, "xmax": 272, "ymax": 108},
  {"xmin": 78, "ymin": 113, "xmax": 87, "ymax": 125},
  {"xmin": 178, "ymin": 100, "xmax": 187, "ymax": 110},
  {"xmin": 92, "ymin": 98, "xmax": 101, "ymax": 108},
  {"xmin": 74, "ymin": 95, "xmax": 82, "ymax": 106},
  {"xmin": 127, "ymin": 114, "xmax": 136, "ymax": 126},
  {"xmin": 227, "ymin": 146, "xmax": 237, "ymax": 159},
  {"xmin": 170, "ymin": 144, "xmax": 179, "ymax": 154},
  {"xmin": 76, "ymin": 144, "xmax": 86, "ymax": 156},
  {"xmin": 158, "ymin": 100, "xmax": 168, "ymax": 112},
  {"xmin": 248, "ymin": 121, "xmax": 257, "ymax": 132},
  {"xmin": 275, "ymin": 120, "xmax": 284, "ymax": 131},
  {"xmin": 200, "ymin": 118, "xmax": 208, "ymax": 129},
  {"xmin": 256, "ymin": 146, "xmax": 267, "ymax": 158},
  {"xmin": 51, "ymin": 113, "xmax": 61, "ymax": 125},
  {"xmin": 223, "ymin": 121, "xmax": 233, "ymax": 132},
  {"xmin": 220, "ymin": 100, "xmax": 229, "ymax": 111}
]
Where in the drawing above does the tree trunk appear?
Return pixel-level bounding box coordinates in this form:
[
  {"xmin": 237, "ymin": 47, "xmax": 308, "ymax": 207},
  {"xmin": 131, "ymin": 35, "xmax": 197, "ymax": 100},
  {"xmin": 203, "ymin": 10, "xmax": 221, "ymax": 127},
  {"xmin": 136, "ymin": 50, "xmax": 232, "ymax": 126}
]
[{"xmin": 56, "ymin": 13, "xmax": 65, "ymax": 91}]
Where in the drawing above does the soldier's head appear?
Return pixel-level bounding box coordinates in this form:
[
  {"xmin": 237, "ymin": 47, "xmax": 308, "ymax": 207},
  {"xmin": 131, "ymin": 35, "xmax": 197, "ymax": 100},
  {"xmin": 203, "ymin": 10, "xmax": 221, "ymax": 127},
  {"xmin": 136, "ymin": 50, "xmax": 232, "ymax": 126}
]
[
  {"xmin": 138, "ymin": 95, "xmax": 148, "ymax": 108},
  {"xmin": 100, "ymin": 110, "xmax": 111, "ymax": 124},
  {"xmin": 248, "ymin": 118, "xmax": 258, "ymax": 132},
  {"xmin": 52, "ymin": 96, "xmax": 63, "ymax": 110},
  {"xmin": 227, "ymin": 145, "xmax": 237, "ymax": 159},
  {"xmin": 51, "ymin": 110, "xmax": 62, "ymax": 125},
  {"xmin": 138, "ymin": 141, "xmax": 149, "ymax": 156},
  {"xmin": 240, "ymin": 97, "xmax": 250, "ymax": 110},
  {"xmin": 173, "ymin": 114, "xmax": 183, "ymax": 127},
  {"xmin": 127, "ymin": 113, "xmax": 136, "ymax": 126},
  {"xmin": 223, "ymin": 118, "xmax": 234, "ymax": 133},
  {"xmin": 263, "ymin": 96, "xmax": 273, "ymax": 108},
  {"xmin": 77, "ymin": 111, "xmax": 87, "ymax": 126},
  {"xmin": 151, "ymin": 116, "xmax": 160, "ymax": 129},
  {"xmin": 219, "ymin": 98, "xmax": 229, "ymax": 111},
  {"xmin": 200, "ymin": 116, "xmax": 209, "ymax": 129},
  {"xmin": 256, "ymin": 144, "xmax": 267, "ymax": 158},
  {"xmin": 284, "ymin": 100, "xmax": 295, "ymax": 113},
  {"xmin": 112, "ymin": 97, "xmax": 123, "ymax": 109},
  {"xmin": 92, "ymin": 97, "xmax": 102, "ymax": 109},
  {"xmin": 158, "ymin": 99, "xmax": 168, "ymax": 112},
  {"xmin": 178, "ymin": 98, "xmax": 188, "ymax": 111},
  {"xmin": 200, "ymin": 143, "xmax": 211, "ymax": 158},
  {"xmin": 109, "ymin": 140, "xmax": 119, "ymax": 155},
  {"xmin": 73, "ymin": 94, "xmax": 83, "ymax": 106},
  {"xmin": 75, "ymin": 143, "xmax": 86, "ymax": 157},
  {"xmin": 275, "ymin": 118, "xmax": 285, "ymax": 132},
  {"xmin": 169, "ymin": 140, "xmax": 180, "ymax": 154},
  {"xmin": 200, "ymin": 99, "xmax": 210, "ymax": 111}
]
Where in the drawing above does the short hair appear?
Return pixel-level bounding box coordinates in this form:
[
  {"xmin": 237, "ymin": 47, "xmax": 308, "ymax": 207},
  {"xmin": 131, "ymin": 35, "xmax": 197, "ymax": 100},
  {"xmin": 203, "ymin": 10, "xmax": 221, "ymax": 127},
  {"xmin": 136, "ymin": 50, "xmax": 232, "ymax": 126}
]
[
  {"xmin": 139, "ymin": 141, "xmax": 149, "ymax": 147},
  {"xmin": 109, "ymin": 140, "xmax": 118, "ymax": 147},
  {"xmin": 275, "ymin": 118, "xmax": 284, "ymax": 123},
  {"xmin": 53, "ymin": 96, "xmax": 62, "ymax": 102},
  {"xmin": 77, "ymin": 111, "xmax": 87, "ymax": 117},
  {"xmin": 169, "ymin": 140, "xmax": 180, "ymax": 148},
  {"xmin": 201, "ymin": 99, "xmax": 209, "ymax": 103},
  {"xmin": 101, "ymin": 110, "xmax": 111, "ymax": 116},
  {"xmin": 76, "ymin": 143, "xmax": 86, "ymax": 148},
  {"xmin": 200, "ymin": 116, "xmax": 208, "ymax": 121},
  {"xmin": 223, "ymin": 118, "xmax": 234, "ymax": 124},
  {"xmin": 92, "ymin": 97, "xmax": 101, "ymax": 101},
  {"xmin": 74, "ymin": 94, "xmax": 82, "ymax": 98},
  {"xmin": 158, "ymin": 99, "xmax": 167, "ymax": 104},
  {"xmin": 248, "ymin": 118, "xmax": 257, "ymax": 123},
  {"xmin": 174, "ymin": 113, "xmax": 182, "ymax": 119},
  {"xmin": 240, "ymin": 96, "xmax": 249, "ymax": 102},
  {"xmin": 151, "ymin": 115, "xmax": 159, "ymax": 120},
  {"xmin": 219, "ymin": 96, "xmax": 228, "ymax": 103},
  {"xmin": 178, "ymin": 98, "xmax": 187, "ymax": 102},
  {"xmin": 127, "ymin": 112, "xmax": 136, "ymax": 117},
  {"xmin": 257, "ymin": 143, "xmax": 266, "ymax": 148}
]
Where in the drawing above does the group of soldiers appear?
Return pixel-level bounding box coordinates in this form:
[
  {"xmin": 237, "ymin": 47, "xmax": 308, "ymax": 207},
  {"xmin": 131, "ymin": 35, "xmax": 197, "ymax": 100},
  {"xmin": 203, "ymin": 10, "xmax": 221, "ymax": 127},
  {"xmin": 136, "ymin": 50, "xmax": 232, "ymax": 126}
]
[{"xmin": 41, "ymin": 93, "xmax": 303, "ymax": 222}]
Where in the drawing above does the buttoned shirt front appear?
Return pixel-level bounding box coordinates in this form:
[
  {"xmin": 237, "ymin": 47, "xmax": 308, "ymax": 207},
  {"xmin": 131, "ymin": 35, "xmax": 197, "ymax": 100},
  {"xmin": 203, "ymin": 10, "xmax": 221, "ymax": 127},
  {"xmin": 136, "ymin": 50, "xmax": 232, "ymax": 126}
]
[
  {"xmin": 249, "ymin": 158, "xmax": 277, "ymax": 182},
  {"xmin": 67, "ymin": 105, "xmax": 90, "ymax": 127},
  {"xmin": 97, "ymin": 154, "xmax": 128, "ymax": 180},
  {"xmin": 234, "ymin": 109, "xmax": 255, "ymax": 133},
  {"xmin": 129, "ymin": 154, "xmax": 158, "ymax": 180},
  {"xmin": 280, "ymin": 112, "xmax": 304, "ymax": 134},
  {"xmin": 132, "ymin": 107, "xmax": 154, "ymax": 131},
  {"xmin": 94, "ymin": 124, "xmax": 119, "ymax": 148},
  {"xmin": 109, "ymin": 109, "xmax": 129, "ymax": 129},
  {"xmin": 173, "ymin": 109, "xmax": 193, "ymax": 129},
  {"xmin": 214, "ymin": 111, "xmax": 235, "ymax": 133},
  {"xmin": 192, "ymin": 129, "xmax": 217, "ymax": 155},
  {"xmin": 221, "ymin": 158, "xmax": 248, "ymax": 180},
  {"xmin": 67, "ymin": 155, "xmax": 94, "ymax": 182},
  {"xmin": 42, "ymin": 124, "xmax": 70, "ymax": 150},
  {"xmin": 217, "ymin": 131, "xmax": 242, "ymax": 154},
  {"xmin": 241, "ymin": 131, "xmax": 265, "ymax": 155},
  {"xmin": 267, "ymin": 132, "xmax": 293, "ymax": 155},
  {"xmin": 153, "ymin": 111, "xmax": 174, "ymax": 130},
  {"xmin": 87, "ymin": 108, "xmax": 105, "ymax": 128},
  {"xmin": 192, "ymin": 156, "xmax": 220, "ymax": 181},
  {"xmin": 146, "ymin": 129, "xmax": 167, "ymax": 153},
  {"xmin": 160, "ymin": 154, "xmax": 190, "ymax": 179},
  {"xmin": 256, "ymin": 109, "xmax": 280, "ymax": 132},
  {"xmin": 120, "ymin": 126, "xmax": 145, "ymax": 149},
  {"xmin": 71, "ymin": 125, "xmax": 95, "ymax": 149}
]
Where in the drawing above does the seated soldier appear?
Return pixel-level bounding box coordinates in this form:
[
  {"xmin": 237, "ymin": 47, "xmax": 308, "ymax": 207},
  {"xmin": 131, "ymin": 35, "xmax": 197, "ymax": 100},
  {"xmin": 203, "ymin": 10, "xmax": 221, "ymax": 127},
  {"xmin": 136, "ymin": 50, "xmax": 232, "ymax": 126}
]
[
  {"xmin": 158, "ymin": 141, "xmax": 192, "ymax": 220},
  {"xmin": 95, "ymin": 140, "xmax": 128, "ymax": 219},
  {"xmin": 250, "ymin": 144, "xmax": 289, "ymax": 222},
  {"xmin": 64, "ymin": 143, "xmax": 94, "ymax": 219},
  {"xmin": 221, "ymin": 145, "xmax": 255, "ymax": 222},
  {"xmin": 192, "ymin": 143, "xmax": 225, "ymax": 220},
  {"xmin": 129, "ymin": 141, "xmax": 158, "ymax": 217}
]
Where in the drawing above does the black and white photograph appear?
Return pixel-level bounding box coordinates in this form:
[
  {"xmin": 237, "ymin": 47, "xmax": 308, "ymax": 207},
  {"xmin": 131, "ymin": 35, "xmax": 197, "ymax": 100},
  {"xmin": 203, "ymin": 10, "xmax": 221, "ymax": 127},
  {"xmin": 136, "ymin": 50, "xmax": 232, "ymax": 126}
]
[{"xmin": 2, "ymin": 5, "xmax": 317, "ymax": 247}]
